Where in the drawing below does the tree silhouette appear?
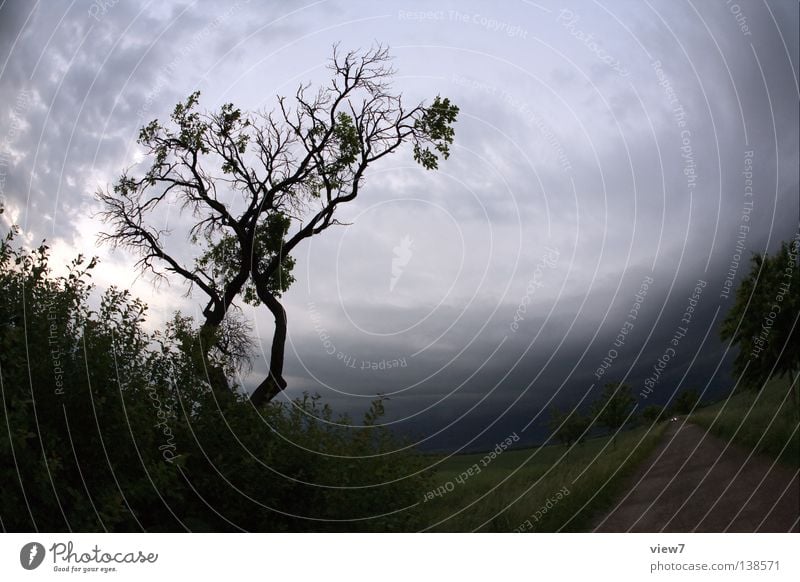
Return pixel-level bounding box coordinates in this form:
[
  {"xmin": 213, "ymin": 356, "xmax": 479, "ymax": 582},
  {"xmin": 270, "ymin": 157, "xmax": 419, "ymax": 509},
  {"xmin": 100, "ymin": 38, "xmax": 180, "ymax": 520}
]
[
  {"xmin": 548, "ymin": 407, "xmax": 590, "ymax": 448},
  {"xmin": 671, "ymin": 388, "xmax": 700, "ymax": 415},
  {"xmin": 98, "ymin": 45, "xmax": 459, "ymax": 405},
  {"xmin": 641, "ymin": 404, "xmax": 666, "ymax": 424},
  {"xmin": 593, "ymin": 382, "xmax": 636, "ymax": 446},
  {"xmin": 720, "ymin": 239, "xmax": 800, "ymax": 414}
]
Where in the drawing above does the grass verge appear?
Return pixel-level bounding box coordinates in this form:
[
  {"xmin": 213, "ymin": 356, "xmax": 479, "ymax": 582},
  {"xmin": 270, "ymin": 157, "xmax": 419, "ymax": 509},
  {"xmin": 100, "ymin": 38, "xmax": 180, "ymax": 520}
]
[
  {"xmin": 419, "ymin": 421, "xmax": 668, "ymax": 532},
  {"xmin": 690, "ymin": 374, "xmax": 799, "ymax": 468}
]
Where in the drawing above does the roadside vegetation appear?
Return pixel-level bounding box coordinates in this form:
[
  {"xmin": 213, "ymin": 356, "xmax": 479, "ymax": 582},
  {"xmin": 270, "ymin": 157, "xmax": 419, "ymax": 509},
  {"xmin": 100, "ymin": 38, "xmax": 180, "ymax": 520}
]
[
  {"xmin": 691, "ymin": 375, "xmax": 799, "ymax": 467},
  {"xmin": 421, "ymin": 421, "xmax": 668, "ymax": 532},
  {"xmin": 4, "ymin": 196, "xmax": 795, "ymax": 532},
  {"xmin": 0, "ymin": 212, "xmax": 432, "ymax": 532},
  {"xmin": 697, "ymin": 237, "xmax": 800, "ymax": 468}
]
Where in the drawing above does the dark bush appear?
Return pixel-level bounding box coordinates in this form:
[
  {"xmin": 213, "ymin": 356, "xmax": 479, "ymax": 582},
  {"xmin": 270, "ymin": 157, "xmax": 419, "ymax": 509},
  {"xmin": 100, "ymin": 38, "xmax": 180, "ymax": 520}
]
[{"xmin": 0, "ymin": 213, "xmax": 430, "ymax": 531}]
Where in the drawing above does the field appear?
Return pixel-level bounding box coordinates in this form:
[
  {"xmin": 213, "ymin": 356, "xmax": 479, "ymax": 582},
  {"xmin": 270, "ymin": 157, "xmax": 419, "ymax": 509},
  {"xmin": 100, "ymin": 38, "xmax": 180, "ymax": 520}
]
[
  {"xmin": 690, "ymin": 374, "xmax": 799, "ymax": 467},
  {"xmin": 419, "ymin": 374, "xmax": 799, "ymax": 531},
  {"xmin": 419, "ymin": 421, "xmax": 668, "ymax": 532}
]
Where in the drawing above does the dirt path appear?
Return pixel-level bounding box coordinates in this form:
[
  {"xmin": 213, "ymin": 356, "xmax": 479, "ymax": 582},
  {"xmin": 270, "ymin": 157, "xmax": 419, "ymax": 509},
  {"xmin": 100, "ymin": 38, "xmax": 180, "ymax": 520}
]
[{"xmin": 593, "ymin": 421, "xmax": 799, "ymax": 532}]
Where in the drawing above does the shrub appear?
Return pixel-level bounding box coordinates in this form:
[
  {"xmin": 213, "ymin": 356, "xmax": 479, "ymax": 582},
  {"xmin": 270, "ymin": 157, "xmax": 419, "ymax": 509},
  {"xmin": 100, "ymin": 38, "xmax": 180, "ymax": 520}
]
[{"xmin": 0, "ymin": 213, "xmax": 430, "ymax": 531}]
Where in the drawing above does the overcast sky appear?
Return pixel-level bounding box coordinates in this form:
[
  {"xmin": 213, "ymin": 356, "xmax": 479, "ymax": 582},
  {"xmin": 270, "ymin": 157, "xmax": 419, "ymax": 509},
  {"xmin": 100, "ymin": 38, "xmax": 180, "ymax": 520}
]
[{"xmin": 1, "ymin": 0, "xmax": 797, "ymax": 450}]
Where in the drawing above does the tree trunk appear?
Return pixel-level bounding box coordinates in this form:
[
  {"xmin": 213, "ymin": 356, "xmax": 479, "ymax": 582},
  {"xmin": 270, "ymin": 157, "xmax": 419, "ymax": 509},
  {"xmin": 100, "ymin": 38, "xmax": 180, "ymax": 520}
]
[
  {"xmin": 197, "ymin": 270, "xmax": 249, "ymax": 398},
  {"xmin": 197, "ymin": 322, "xmax": 231, "ymax": 396},
  {"xmin": 249, "ymin": 289, "xmax": 288, "ymax": 406}
]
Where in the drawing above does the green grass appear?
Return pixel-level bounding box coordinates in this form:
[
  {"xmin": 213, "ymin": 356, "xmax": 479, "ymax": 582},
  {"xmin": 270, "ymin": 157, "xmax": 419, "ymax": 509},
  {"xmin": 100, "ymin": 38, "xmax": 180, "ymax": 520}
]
[
  {"xmin": 418, "ymin": 422, "xmax": 668, "ymax": 532},
  {"xmin": 690, "ymin": 374, "xmax": 799, "ymax": 468},
  {"xmin": 413, "ymin": 375, "xmax": 799, "ymax": 531}
]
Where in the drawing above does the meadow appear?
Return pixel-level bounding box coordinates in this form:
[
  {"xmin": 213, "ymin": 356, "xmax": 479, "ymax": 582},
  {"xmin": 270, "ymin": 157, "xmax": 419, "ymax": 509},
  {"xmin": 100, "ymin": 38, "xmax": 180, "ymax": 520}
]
[
  {"xmin": 420, "ymin": 421, "xmax": 668, "ymax": 532},
  {"xmin": 420, "ymin": 374, "xmax": 799, "ymax": 532}
]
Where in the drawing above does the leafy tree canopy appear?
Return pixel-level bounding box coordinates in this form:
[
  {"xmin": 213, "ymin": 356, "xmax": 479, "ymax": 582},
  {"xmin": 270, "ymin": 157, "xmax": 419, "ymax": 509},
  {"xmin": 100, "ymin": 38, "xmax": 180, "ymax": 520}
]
[{"xmin": 720, "ymin": 237, "xmax": 799, "ymax": 412}]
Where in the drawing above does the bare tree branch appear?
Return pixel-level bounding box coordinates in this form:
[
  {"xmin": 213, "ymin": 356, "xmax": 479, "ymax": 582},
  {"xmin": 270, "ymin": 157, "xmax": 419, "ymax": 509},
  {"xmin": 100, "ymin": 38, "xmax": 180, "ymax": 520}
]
[{"xmin": 97, "ymin": 44, "xmax": 459, "ymax": 404}]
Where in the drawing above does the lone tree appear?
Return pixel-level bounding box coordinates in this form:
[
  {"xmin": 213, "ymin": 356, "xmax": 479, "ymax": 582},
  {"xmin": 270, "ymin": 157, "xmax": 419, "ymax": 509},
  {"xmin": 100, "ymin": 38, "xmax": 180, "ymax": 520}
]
[
  {"xmin": 671, "ymin": 388, "xmax": 701, "ymax": 415},
  {"xmin": 720, "ymin": 238, "xmax": 800, "ymax": 413},
  {"xmin": 98, "ymin": 45, "xmax": 459, "ymax": 405},
  {"xmin": 592, "ymin": 382, "xmax": 636, "ymax": 446},
  {"xmin": 640, "ymin": 404, "xmax": 667, "ymax": 424},
  {"xmin": 548, "ymin": 407, "xmax": 590, "ymax": 448}
]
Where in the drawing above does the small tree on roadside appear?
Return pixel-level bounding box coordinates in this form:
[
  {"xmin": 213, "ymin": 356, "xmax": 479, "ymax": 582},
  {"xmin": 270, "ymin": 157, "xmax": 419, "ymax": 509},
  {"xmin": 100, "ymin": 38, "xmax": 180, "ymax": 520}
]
[
  {"xmin": 641, "ymin": 404, "xmax": 667, "ymax": 424},
  {"xmin": 548, "ymin": 407, "xmax": 591, "ymax": 448},
  {"xmin": 592, "ymin": 382, "xmax": 636, "ymax": 447},
  {"xmin": 671, "ymin": 388, "xmax": 701, "ymax": 415},
  {"xmin": 98, "ymin": 45, "xmax": 459, "ymax": 405},
  {"xmin": 720, "ymin": 238, "xmax": 800, "ymax": 415}
]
